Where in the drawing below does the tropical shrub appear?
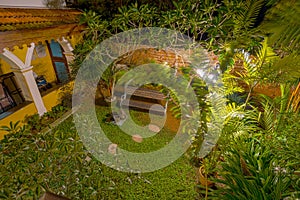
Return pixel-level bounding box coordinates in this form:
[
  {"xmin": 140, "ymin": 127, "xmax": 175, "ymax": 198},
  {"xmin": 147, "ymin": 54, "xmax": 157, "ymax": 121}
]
[
  {"xmin": 210, "ymin": 137, "xmax": 294, "ymax": 200},
  {"xmin": 72, "ymin": 0, "xmax": 271, "ymax": 72},
  {"xmin": 209, "ymin": 109, "xmax": 300, "ymax": 199},
  {"xmin": 205, "ymin": 81, "xmax": 300, "ymax": 199}
]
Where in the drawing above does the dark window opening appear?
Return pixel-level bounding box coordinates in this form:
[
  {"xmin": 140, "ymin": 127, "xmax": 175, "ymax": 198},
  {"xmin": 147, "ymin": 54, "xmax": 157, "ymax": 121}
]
[{"xmin": 0, "ymin": 72, "xmax": 25, "ymax": 115}]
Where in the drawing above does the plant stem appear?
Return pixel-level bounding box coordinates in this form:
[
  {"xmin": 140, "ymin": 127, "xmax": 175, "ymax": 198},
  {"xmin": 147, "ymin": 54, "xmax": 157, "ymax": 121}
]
[
  {"xmin": 244, "ymin": 86, "xmax": 253, "ymax": 110},
  {"xmin": 244, "ymin": 82, "xmax": 257, "ymax": 110},
  {"xmin": 204, "ymin": 159, "xmax": 208, "ymax": 200}
]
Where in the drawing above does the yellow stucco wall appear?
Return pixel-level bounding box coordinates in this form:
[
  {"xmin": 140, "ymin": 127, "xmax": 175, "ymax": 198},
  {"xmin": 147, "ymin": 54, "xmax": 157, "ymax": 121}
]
[
  {"xmin": 0, "ymin": 35, "xmax": 82, "ymax": 79},
  {"xmin": 42, "ymin": 81, "xmax": 74, "ymax": 111},
  {"xmin": 32, "ymin": 42, "xmax": 57, "ymax": 83},
  {"xmin": 0, "ymin": 103, "xmax": 37, "ymax": 139},
  {"xmin": 0, "ymin": 35, "xmax": 81, "ymax": 140},
  {"xmin": 0, "ymin": 42, "xmax": 57, "ymax": 83},
  {"xmin": 0, "ymin": 56, "xmax": 13, "ymax": 74},
  {"xmin": 0, "ymin": 81, "xmax": 73, "ymax": 139},
  {"xmin": 68, "ymin": 34, "xmax": 82, "ymax": 48}
]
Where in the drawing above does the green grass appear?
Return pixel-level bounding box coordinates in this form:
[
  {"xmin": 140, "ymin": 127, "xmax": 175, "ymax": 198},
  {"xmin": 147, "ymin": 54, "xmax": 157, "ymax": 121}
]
[
  {"xmin": 0, "ymin": 106, "xmax": 197, "ymax": 199},
  {"xmin": 100, "ymin": 108, "xmax": 176, "ymax": 153}
]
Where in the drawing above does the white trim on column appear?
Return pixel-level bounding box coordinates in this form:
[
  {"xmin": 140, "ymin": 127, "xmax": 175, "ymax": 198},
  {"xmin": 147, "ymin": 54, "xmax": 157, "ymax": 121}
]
[
  {"xmin": 1, "ymin": 45, "xmax": 47, "ymax": 116},
  {"xmin": 57, "ymin": 37, "xmax": 75, "ymax": 73},
  {"xmin": 21, "ymin": 66, "xmax": 47, "ymax": 116},
  {"xmin": 2, "ymin": 48, "xmax": 25, "ymax": 69},
  {"xmin": 0, "ymin": 50, "xmax": 32, "ymax": 101},
  {"xmin": 57, "ymin": 37, "xmax": 74, "ymax": 52},
  {"xmin": 57, "ymin": 37, "xmax": 75, "ymax": 63},
  {"xmin": 25, "ymin": 43, "xmax": 35, "ymax": 67}
]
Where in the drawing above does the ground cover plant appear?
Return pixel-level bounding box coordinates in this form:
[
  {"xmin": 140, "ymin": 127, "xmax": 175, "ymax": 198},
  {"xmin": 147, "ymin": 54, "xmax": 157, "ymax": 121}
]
[
  {"xmin": 0, "ymin": 106, "xmax": 198, "ymax": 199},
  {"xmin": 0, "ymin": 104, "xmax": 69, "ymax": 134}
]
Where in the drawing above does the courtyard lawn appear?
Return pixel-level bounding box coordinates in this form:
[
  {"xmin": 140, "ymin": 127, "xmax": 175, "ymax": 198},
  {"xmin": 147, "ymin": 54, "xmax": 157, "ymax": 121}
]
[{"xmin": 0, "ymin": 105, "xmax": 198, "ymax": 199}]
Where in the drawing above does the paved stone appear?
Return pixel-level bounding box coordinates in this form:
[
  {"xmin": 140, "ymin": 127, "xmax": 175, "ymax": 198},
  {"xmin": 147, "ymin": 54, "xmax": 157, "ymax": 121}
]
[
  {"xmin": 108, "ymin": 143, "xmax": 118, "ymax": 155},
  {"xmin": 132, "ymin": 134, "xmax": 143, "ymax": 143},
  {"xmin": 148, "ymin": 124, "xmax": 161, "ymax": 133}
]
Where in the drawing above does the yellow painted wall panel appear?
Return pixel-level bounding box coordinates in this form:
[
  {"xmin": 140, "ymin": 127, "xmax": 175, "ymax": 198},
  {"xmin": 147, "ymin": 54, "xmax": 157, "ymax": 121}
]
[
  {"xmin": 0, "ymin": 81, "xmax": 74, "ymax": 139},
  {"xmin": 42, "ymin": 88, "xmax": 61, "ymax": 111},
  {"xmin": 31, "ymin": 43, "xmax": 57, "ymax": 83},
  {"xmin": 0, "ymin": 58, "xmax": 12, "ymax": 74},
  {"xmin": 10, "ymin": 45, "xmax": 27, "ymax": 63},
  {"xmin": 0, "ymin": 102, "xmax": 37, "ymax": 139},
  {"xmin": 69, "ymin": 34, "xmax": 82, "ymax": 48},
  {"xmin": 0, "ymin": 44, "xmax": 57, "ymax": 85}
]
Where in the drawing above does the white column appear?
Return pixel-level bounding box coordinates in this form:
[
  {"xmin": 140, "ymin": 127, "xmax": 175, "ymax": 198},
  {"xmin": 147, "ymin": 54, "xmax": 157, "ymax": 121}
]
[
  {"xmin": 12, "ymin": 70, "xmax": 33, "ymax": 101},
  {"xmin": 2, "ymin": 43, "xmax": 47, "ymax": 116},
  {"xmin": 13, "ymin": 66, "xmax": 47, "ymax": 115}
]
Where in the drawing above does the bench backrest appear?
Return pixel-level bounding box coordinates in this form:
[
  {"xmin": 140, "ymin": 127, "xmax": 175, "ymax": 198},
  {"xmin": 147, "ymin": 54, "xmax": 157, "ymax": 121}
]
[{"xmin": 114, "ymin": 86, "xmax": 166, "ymax": 101}]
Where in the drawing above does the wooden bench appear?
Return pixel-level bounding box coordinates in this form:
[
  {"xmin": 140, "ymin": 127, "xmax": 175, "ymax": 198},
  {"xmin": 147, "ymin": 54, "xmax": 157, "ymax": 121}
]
[{"xmin": 114, "ymin": 85, "xmax": 168, "ymax": 115}]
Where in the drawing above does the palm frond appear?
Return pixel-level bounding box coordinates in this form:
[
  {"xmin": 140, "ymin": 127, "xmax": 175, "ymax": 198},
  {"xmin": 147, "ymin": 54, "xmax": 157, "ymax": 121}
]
[
  {"xmin": 222, "ymin": 102, "xmax": 260, "ymax": 139},
  {"xmin": 260, "ymin": 0, "xmax": 300, "ymax": 51},
  {"xmin": 260, "ymin": 101, "xmax": 276, "ymax": 132},
  {"xmin": 268, "ymin": 53, "xmax": 300, "ymax": 83},
  {"xmin": 288, "ymin": 82, "xmax": 300, "ymax": 113},
  {"xmin": 255, "ymin": 38, "xmax": 277, "ymax": 69},
  {"xmin": 234, "ymin": 0, "xmax": 265, "ymax": 35}
]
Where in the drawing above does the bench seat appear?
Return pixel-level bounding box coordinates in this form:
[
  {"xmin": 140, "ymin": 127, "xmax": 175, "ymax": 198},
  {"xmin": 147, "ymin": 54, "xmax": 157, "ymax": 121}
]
[
  {"xmin": 121, "ymin": 99, "xmax": 165, "ymax": 115},
  {"xmin": 114, "ymin": 85, "xmax": 167, "ymax": 115},
  {"xmin": 114, "ymin": 86, "xmax": 166, "ymax": 101}
]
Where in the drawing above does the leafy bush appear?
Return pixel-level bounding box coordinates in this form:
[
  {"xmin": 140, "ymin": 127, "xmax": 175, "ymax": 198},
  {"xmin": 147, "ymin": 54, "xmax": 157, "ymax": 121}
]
[
  {"xmin": 205, "ymin": 95, "xmax": 300, "ymax": 199},
  {"xmin": 210, "ymin": 137, "xmax": 294, "ymax": 199},
  {"xmin": 23, "ymin": 104, "xmax": 69, "ymax": 133},
  {"xmin": 268, "ymin": 113, "xmax": 300, "ymax": 198}
]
